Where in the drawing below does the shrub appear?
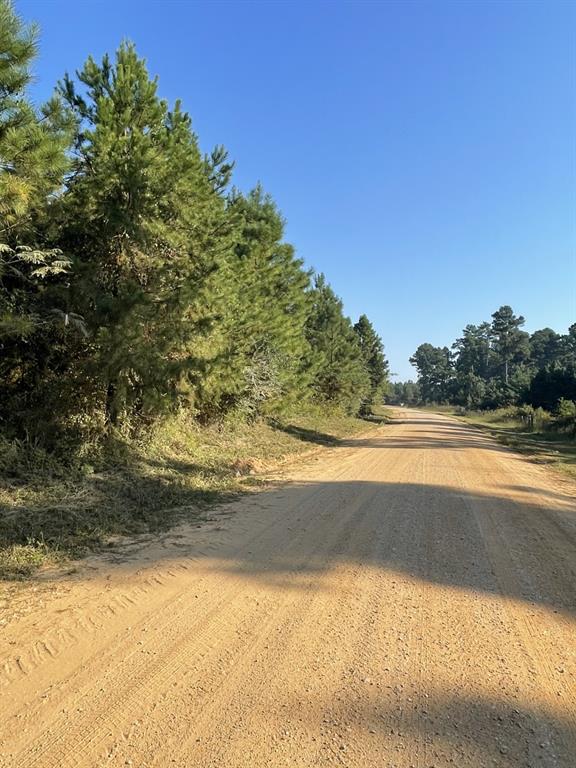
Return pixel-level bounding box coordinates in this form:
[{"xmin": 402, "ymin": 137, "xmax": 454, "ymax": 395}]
[
  {"xmin": 515, "ymin": 404, "xmax": 535, "ymax": 430},
  {"xmin": 555, "ymin": 399, "xmax": 576, "ymax": 436},
  {"xmin": 533, "ymin": 407, "xmax": 553, "ymax": 432}
]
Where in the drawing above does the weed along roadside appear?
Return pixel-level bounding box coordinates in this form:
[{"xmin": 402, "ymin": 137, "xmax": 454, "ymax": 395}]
[
  {"xmin": 0, "ymin": 410, "xmax": 389, "ymax": 580},
  {"xmin": 419, "ymin": 405, "xmax": 576, "ymax": 482}
]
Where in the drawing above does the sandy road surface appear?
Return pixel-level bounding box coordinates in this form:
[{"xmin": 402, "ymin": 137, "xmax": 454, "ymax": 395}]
[{"xmin": 1, "ymin": 410, "xmax": 575, "ymax": 767}]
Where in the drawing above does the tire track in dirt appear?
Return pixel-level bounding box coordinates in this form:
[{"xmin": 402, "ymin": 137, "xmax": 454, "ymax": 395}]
[{"xmin": 162, "ymin": 454, "xmax": 403, "ymax": 768}]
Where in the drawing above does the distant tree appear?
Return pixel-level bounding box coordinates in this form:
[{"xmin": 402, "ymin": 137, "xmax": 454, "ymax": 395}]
[
  {"xmin": 353, "ymin": 314, "xmax": 389, "ymax": 413},
  {"xmin": 558, "ymin": 324, "xmax": 576, "ymax": 367},
  {"xmin": 453, "ymin": 372, "xmax": 487, "ymax": 409},
  {"xmin": 525, "ymin": 366, "xmax": 576, "ymax": 411},
  {"xmin": 408, "ymin": 307, "xmax": 572, "ymax": 412},
  {"xmin": 388, "ymin": 380, "xmax": 420, "ymax": 405},
  {"xmin": 409, "ymin": 343, "xmax": 453, "ymax": 403},
  {"xmin": 452, "ymin": 323, "xmax": 493, "ymax": 378},
  {"xmin": 529, "ymin": 328, "xmax": 561, "ymax": 369},
  {"xmin": 403, "ymin": 380, "xmax": 420, "ymax": 404},
  {"xmin": 491, "ymin": 306, "xmax": 529, "ymax": 384}
]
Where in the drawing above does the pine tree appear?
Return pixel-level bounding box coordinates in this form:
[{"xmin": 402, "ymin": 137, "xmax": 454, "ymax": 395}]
[
  {"xmin": 0, "ymin": 0, "xmax": 79, "ymax": 437},
  {"xmin": 0, "ymin": 0, "xmax": 73, "ymax": 336},
  {"xmin": 559, "ymin": 324, "xmax": 576, "ymax": 367},
  {"xmin": 529, "ymin": 328, "xmax": 561, "ymax": 370},
  {"xmin": 306, "ymin": 275, "xmax": 370, "ymax": 414},
  {"xmin": 491, "ymin": 305, "xmax": 529, "ymax": 384},
  {"xmin": 451, "ymin": 323, "xmax": 494, "ymax": 407},
  {"xmin": 197, "ymin": 186, "xmax": 312, "ymax": 419},
  {"xmin": 452, "ymin": 323, "xmax": 493, "ymax": 378},
  {"xmin": 409, "ymin": 343, "xmax": 453, "ymax": 403},
  {"xmin": 353, "ymin": 314, "xmax": 389, "ymax": 413},
  {"xmin": 0, "ymin": 0, "xmax": 71, "ymax": 242},
  {"xmin": 57, "ymin": 43, "xmax": 235, "ymax": 426}
]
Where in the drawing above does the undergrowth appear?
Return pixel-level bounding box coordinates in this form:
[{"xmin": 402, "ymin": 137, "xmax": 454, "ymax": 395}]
[
  {"xmin": 0, "ymin": 407, "xmax": 385, "ymax": 579},
  {"xmin": 434, "ymin": 406, "xmax": 576, "ymax": 481}
]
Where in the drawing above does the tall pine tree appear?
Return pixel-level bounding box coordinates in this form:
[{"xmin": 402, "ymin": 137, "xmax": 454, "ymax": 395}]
[
  {"xmin": 196, "ymin": 186, "xmax": 313, "ymax": 419},
  {"xmin": 353, "ymin": 314, "xmax": 389, "ymax": 413},
  {"xmin": 57, "ymin": 43, "xmax": 236, "ymax": 426},
  {"xmin": 0, "ymin": 0, "xmax": 78, "ymax": 438},
  {"xmin": 491, "ymin": 305, "xmax": 529, "ymax": 384},
  {"xmin": 306, "ymin": 275, "xmax": 370, "ymax": 414}
]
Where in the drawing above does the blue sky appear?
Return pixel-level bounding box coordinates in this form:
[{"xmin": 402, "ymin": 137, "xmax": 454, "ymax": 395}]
[{"xmin": 19, "ymin": 0, "xmax": 576, "ymax": 379}]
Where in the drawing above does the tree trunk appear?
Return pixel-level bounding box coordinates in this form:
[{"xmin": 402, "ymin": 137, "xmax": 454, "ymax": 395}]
[{"xmin": 105, "ymin": 380, "xmax": 119, "ymax": 426}]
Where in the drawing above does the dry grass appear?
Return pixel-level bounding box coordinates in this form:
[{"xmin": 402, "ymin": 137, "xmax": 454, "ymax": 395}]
[
  {"xmin": 0, "ymin": 408, "xmax": 385, "ymax": 579},
  {"xmin": 424, "ymin": 407, "xmax": 576, "ymax": 482}
]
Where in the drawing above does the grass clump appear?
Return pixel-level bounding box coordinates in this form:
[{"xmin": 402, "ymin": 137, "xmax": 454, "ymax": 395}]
[{"xmin": 0, "ymin": 542, "xmax": 62, "ymax": 580}]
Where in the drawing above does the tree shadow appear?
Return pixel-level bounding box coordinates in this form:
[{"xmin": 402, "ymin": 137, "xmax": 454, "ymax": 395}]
[
  {"xmin": 339, "ymin": 435, "xmax": 511, "ymax": 452},
  {"xmin": 5, "ymin": 467, "xmax": 575, "ymax": 614},
  {"xmin": 0, "ymin": 464, "xmax": 243, "ymax": 560},
  {"xmin": 503, "ymin": 484, "xmax": 576, "ymax": 503},
  {"xmin": 270, "ymin": 413, "xmax": 388, "ymax": 448},
  {"xmin": 276, "ymin": 687, "xmax": 575, "ymax": 766},
  {"xmin": 205, "ymin": 478, "xmax": 576, "ymax": 618},
  {"xmin": 271, "ymin": 423, "xmax": 340, "ymax": 446},
  {"xmin": 387, "ymin": 415, "xmax": 462, "ymax": 427}
]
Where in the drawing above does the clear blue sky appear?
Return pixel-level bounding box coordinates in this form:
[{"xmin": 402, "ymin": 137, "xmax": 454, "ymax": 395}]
[{"xmin": 19, "ymin": 0, "xmax": 576, "ymax": 379}]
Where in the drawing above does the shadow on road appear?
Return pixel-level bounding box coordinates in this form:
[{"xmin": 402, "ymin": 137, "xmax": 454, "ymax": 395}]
[
  {"xmin": 277, "ymin": 687, "xmax": 574, "ymax": 767},
  {"xmin": 208, "ymin": 478, "xmax": 576, "ymax": 620}
]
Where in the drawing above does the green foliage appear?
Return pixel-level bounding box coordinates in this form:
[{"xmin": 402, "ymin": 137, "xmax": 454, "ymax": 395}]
[
  {"xmin": 53, "ymin": 43, "xmax": 239, "ymax": 428},
  {"xmin": 195, "ymin": 186, "xmax": 313, "ymax": 420},
  {"xmin": 453, "ymin": 371, "xmax": 487, "ymax": 409},
  {"xmin": 388, "ymin": 380, "xmax": 420, "ymax": 405},
  {"xmin": 529, "ymin": 328, "xmax": 561, "ymax": 369},
  {"xmin": 526, "ymin": 365, "xmax": 576, "ymax": 411},
  {"xmin": 409, "ymin": 343, "xmax": 453, "ymax": 403},
  {"xmin": 412, "ymin": 305, "xmax": 574, "ymax": 413},
  {"xmin": 556, "ymin": 399, "xmax": 576, "ymax": 436},
  {"xmin": 305, "ymin": 275, "xmax": 372, "ymax": 414},
  {"xmin": 452, "ymin": 323, "xmax": 492, "ymax": 379},
  {"xmin": 353, "ymin": 314, "xmax": 389, "ymax": 413},
  {"xmin": 0, "ymin": 7, "xmax": 388, "ymax": 467},
  {"xmin": 558, "ymin": 324, "xmax": 576, "ymax": 367},
  {"xmin": 0, "ymin": 0, "xmax": 72, "ymax": 238},
  {"xmin": 490, "ymin": 305, "xmax": 529, "ymax": 384},
  {"xmin": 0, "ymin": 3, "xmax": 80, "ymax": 437}
]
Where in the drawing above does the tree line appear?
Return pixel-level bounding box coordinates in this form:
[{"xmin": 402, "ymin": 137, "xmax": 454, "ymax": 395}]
[
  {"xmin": 0, "ymin": 1, "xmax": 389, "ymax": 450},
  {"xmin": 407, "ymin": 305, "xmax": 575, "ymax": 411}
]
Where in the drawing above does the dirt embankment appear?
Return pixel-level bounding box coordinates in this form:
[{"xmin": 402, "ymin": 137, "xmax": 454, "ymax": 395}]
[{"xmin": 1, "ymin": 409, "xmax": 575, "ymax": 767}]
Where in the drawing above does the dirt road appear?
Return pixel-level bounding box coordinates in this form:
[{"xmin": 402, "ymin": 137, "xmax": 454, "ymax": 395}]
[{"xmin": 1, "ymin": 410, "xmax": 575, "ymax": 767}]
